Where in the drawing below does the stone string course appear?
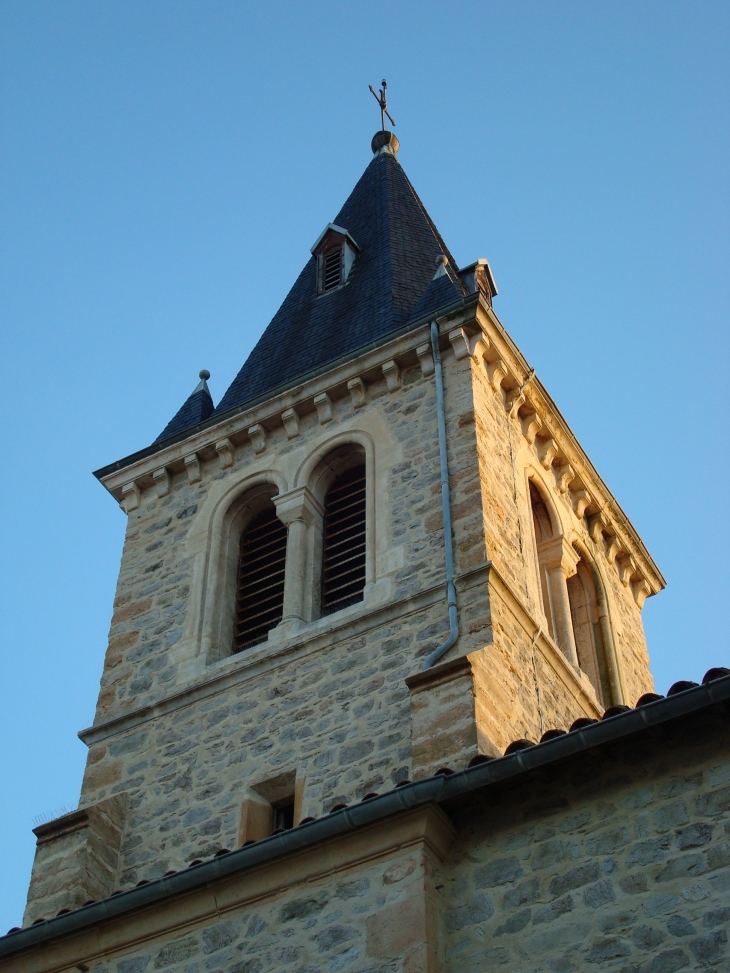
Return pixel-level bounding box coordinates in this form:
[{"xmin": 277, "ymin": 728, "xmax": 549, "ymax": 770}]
[{"xmin": 77, "ymin": 849, "xmax": 432, "ymax": 973}]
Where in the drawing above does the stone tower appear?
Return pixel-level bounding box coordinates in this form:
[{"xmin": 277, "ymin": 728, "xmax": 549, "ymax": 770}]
[{"xmin": 18, "ymin": 129, "xmax": 667, "ymax": 951}]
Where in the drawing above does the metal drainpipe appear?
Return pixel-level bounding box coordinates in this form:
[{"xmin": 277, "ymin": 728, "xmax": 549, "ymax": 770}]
[{"xmin": 422, "ymin": 320, "xmax": 459, "ymax": 670}]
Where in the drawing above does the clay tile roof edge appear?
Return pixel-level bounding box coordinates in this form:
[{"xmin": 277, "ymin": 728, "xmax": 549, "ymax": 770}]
[{"xmin": 2, "ymin": 673, "xmax": 728, "ymax": 959}]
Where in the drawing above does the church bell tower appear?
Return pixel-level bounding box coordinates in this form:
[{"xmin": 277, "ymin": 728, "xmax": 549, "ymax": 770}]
[{"xmin": 19, "ymin": 124, "xmax": 663, "ymax": 944}]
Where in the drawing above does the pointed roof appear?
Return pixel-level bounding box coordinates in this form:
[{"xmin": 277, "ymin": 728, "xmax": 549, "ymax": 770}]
[
  {"xmin": 405, "ymin": 259, "xmax": 464, "ymax": 327},
  {"xmin": 154, "ymin": 372, "xmax": 214, "ymax": 444},
  {"xmin": 213, "ymin": 143, "xmax": 464, "ymax": 417}
]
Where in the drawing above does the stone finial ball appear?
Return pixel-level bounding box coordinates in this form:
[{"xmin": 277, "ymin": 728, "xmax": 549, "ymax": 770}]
[
  {"xmin": 199, "ymin": 369, "xmax": 210, "ymax": 381},
  {"xmin": 435, "ymin": 254, "xmax": 448, "ymax": 266}
]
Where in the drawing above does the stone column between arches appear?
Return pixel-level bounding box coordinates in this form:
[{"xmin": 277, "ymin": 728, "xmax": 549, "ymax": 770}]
[
  {"xmin": 274, "ymin": 486, "xmax": 324, "ymax": 635},
  {"xmin": 536, "ymin": 534, "xmax": 581, "ymax": 667}
]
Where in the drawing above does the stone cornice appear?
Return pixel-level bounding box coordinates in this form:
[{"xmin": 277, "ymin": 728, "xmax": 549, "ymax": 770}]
[
  {"xmin": 78, "ymin": 560, "xmax": 603, "ymax": 749},
  {"xmin": 94, "ymin": 295, "xmax": 480, "ymax": 501},
  {"xmin": 94, "ymin": 289, "xmax": 663, "ymax": 593},
  {"xmin": 469, "ymin": 300, "xmax": 665, "ymax": 595}
]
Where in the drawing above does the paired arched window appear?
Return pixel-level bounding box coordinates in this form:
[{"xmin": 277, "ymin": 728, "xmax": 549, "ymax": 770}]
[
  {"xmin": 230, "ymin": 445, "xmax": 367, "ymax": 653},
  {"xmin": 529, "ymin": 477, "xmax": 611, "ymax": 706},
  {"xmin": 232, "ymin": 503, "xmax": 288, "ymax": 652}
]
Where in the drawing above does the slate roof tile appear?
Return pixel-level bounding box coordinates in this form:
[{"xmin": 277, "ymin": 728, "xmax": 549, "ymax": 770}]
[{"xmin": 405, "ymin": 265, "xmax": 465, "ymax": 326}]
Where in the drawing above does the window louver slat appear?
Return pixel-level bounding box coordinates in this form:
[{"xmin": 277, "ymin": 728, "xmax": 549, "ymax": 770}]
[
  {"xmin": 233, "ymin": 506, "xmax": 288, "ymax": 652},
  {"xmin": 323, "ymin": 249, "xmax": 342, "ymax": 291},
  {"xmin": 321, "ymin": 464, "xmax": 366, "ymax": 616}
]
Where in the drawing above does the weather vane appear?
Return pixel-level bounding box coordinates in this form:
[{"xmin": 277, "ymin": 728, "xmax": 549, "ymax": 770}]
[{"xmin": 369, "ymin": 79, "xmax": 395, "ymax": 131}]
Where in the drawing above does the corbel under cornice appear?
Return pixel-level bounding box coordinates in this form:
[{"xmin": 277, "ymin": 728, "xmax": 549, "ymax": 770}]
[
  {"xmin": 94, "ymin": 298, "xmax": 480, "ymax": 505},
  {"xmin": 95, "ymin": 290, "xmax": 664, "ymax": 597}
]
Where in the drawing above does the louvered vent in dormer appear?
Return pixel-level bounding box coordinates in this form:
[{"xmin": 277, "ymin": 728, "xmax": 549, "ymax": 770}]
[
  {"xmin": 322, "ymin": 248, "xmax": 343, "ymax": 292},
  {"xmin": 311, "ymin": 223, "xmax": 360, "ymax": 296}
]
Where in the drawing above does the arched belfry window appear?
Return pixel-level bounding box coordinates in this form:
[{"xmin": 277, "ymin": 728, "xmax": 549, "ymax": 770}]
[
  {"xmin": 233, "ymin": 504, "xmax": 288, "ymax": 652},
  {"xmin": 529, "ymin": 479, "xmax": 614, "ymax": 707},
  {"xmin": 567, "ymin": 555, "xmax": 612, "ymax": 706},
  {"xmin": 321, "ymin": 461, "xmax": 366, "ymax": 615}
]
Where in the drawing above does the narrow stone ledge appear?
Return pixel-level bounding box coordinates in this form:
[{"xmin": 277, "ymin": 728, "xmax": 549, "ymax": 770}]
[{"xmin": 78, "ymin": 563, "xmax": 493, "ymax": 748}]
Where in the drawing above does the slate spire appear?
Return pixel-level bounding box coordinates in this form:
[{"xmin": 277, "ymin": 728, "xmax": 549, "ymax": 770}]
[
  {"xmin": 153, "ymin": 132, "xmax": 468, "ymax": 444},
  {"xmin": 213, "ymin": 134, "xmax": 465, "ymax": 417},
  {"xmin": 154, "ymin": 370, "xmax": 214, "ymax": 444}
]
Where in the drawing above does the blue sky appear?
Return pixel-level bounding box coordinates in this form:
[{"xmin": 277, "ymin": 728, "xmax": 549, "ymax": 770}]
[{"xmin": 0, "ymin": 0, "xmax": 727, "ymax": 931}]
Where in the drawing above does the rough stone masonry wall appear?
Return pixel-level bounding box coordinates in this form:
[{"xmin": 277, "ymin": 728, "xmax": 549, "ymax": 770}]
[
  {"xmin": 93, "ymin": 362, "xmax": 442, "ymax": 728},
  {"xmin": 67, "ymin": 357, "xmax": 492, "ymax": 893},
  {"xmin": 468, "ymin": 623, "xmax": 600, "ymax": 756},
  {"xmin": 436, "ymin": 348, "xmax": 490, "ymax": 582},
  {"xmin": 595, "ymin": 529, "xmax": 654, "ymax": 706},
  {"xmin": 444, "ymin": 706, "xmax": 730, "ymax": 972},
  {"xmin": 81, "ymin": 600, "xmax": 448, "ymax": 889},
  {"xmin": 64, "ymin": 844, "xmax": 439, "ymax": 973},
  {"xmin": 22, "ymin": 795, "xmax": 127, "ymax": 925},
  {"xmin": 18, "ymin": 701, "xmax": 728, "ymax": 973}
]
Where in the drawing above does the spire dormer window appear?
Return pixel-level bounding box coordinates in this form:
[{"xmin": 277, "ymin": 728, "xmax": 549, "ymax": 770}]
[{"xmin": 311, "ymin": 223, "xmax": 360, "ymax": 296}]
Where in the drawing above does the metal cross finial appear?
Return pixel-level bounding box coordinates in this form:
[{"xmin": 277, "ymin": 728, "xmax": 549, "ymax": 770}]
[{"xmin": 369, "ymin": 79, "xmax": 395, "ymax": 131}]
